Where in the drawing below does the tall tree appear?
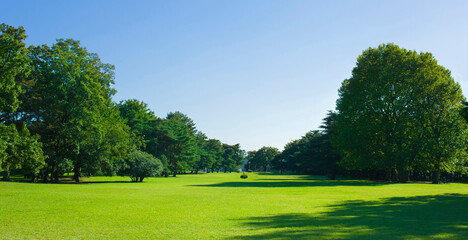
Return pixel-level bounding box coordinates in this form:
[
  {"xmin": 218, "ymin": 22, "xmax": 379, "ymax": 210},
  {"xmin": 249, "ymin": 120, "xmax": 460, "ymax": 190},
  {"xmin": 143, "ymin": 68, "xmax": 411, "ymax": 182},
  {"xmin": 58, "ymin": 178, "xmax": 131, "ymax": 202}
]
[
  {"xmin": 27, "ymin": 39, "xmax": 121, "ymax": 182},
  {"xmin": 221, "ymin": 143, "xmax": 244, "ymax": 173},
  {"xmin": 95, "ymin": 103, "xmax": 140, "ymax": 177},
  {"xmin": 157, "ymin": 112, "xmax": 198, "ymax": 177},
  {"xmin": 0, "ymin": 24, "xmax": 45, "ymax": 181},
  {"xmin": 205, "ymin": 138, "xmax": 224, "ymax": 173},
  {"xmin": 118, "ymin": 99, "xmax": 156, "ymax": 144},
  {"xmin": 318, "ymin": 111, "xmax": 341, "ymax": 179},
  {"xmin": 333, "ymin": 43, "xmax": 467, "ymax": 183}
]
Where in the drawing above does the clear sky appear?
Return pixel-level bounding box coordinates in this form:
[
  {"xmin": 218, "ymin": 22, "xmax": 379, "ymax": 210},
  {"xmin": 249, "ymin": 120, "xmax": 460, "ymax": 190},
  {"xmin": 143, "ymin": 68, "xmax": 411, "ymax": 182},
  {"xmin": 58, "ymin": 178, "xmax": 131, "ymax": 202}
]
[{"xmin": 2, "ymin": 0, "xmax": 468, "ymax": 151}]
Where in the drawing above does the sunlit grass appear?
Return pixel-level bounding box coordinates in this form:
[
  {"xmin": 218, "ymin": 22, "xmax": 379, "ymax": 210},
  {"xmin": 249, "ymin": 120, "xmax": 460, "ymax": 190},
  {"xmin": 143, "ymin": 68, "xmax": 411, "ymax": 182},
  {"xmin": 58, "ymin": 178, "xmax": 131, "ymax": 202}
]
[{"xmin": 1, "ymin": 173, "xmax": 467, "ymax": 239}]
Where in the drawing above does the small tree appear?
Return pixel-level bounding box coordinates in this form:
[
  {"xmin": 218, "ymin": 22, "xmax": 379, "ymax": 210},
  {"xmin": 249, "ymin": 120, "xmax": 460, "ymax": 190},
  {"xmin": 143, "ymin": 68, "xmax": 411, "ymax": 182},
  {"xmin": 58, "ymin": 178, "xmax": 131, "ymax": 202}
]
[{"xmin": 121, "ymin": 151, "xmax": 163, "ymax": 182}]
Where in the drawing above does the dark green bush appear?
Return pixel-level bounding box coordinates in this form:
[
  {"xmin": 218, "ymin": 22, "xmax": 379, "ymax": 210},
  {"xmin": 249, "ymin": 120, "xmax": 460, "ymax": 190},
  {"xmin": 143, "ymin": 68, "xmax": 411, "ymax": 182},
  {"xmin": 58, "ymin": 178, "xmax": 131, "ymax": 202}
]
[
  {"xmin": 120, "ymin": 151, "xmax": 163, "ymax": 182},
  {"xmin": 240, "ymin": 173, "xmax": 248, "ymax": 179}
]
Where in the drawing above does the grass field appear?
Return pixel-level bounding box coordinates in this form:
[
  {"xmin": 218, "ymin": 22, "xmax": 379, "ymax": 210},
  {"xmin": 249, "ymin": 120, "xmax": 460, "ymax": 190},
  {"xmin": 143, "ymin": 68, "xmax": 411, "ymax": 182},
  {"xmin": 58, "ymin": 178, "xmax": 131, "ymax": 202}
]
[{"xmin": 1, "ymin": 173, "xmax": 467, "ymax": 239}]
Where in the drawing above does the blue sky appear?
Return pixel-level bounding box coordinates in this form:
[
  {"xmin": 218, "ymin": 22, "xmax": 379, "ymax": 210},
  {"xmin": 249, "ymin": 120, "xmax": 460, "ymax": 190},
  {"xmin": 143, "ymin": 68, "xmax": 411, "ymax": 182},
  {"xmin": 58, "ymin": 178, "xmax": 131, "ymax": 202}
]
[{"xmin": 2, "ymin": 0, "xmax": 468, "ymax": 151}]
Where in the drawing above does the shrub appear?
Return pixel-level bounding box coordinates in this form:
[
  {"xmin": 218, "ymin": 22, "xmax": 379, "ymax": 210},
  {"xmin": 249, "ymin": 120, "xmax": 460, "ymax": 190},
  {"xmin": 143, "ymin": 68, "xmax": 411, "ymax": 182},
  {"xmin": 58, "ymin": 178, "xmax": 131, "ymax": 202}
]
[
  {"xmin": 240, "ymin": 173, "xmax": 248, "ymax": 179},
  {"xmin": 120, "ymin": 151, "xmax": 163, "ymax": 182}
]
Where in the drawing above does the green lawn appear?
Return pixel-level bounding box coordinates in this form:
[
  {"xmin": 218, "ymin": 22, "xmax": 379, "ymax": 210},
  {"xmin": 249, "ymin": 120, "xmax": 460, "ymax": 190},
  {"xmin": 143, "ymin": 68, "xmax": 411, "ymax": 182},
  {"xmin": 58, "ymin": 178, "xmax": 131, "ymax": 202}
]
[{"xmin": 1, "ymin": 173, "xmax": 467, "ymax": 239}]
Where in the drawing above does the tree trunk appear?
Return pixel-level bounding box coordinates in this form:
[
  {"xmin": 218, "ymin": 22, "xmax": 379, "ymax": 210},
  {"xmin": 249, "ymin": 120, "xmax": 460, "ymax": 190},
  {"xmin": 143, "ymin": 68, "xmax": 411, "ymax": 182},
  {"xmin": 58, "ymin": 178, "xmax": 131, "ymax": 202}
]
[
  {"xmin": 43, "ymin": 172, "xmax": 49, "ymax": 183},
  {"xmin": 385, "ymin": 169, "xmax": 392, "ymax": 182},
  {"xmin": 173, "ymin": 171, "xmax": 177, "ymax": 177},
  {"xmin": 432, "ymin": 162, "xmax": 441, "ymax": 184},
  {"xmin": 398, "ymin": 168, "xmax": 410, "ymax": 183},
  {"xmin": 53, "ymin": 171, "xmax": 59, "ymax": 183},
  {"xmin": 73, "ymin": 162, "xmax": 80, "ymax": 183},
  {"xmin": 3, "ymin": 168, "xmax": 11, "ymax": 181},
  {"xmin": 50, "ymin": 165, "xmax": 56, "ymax": 182},
  {"xmin": 139, "ymin": 177, "xmax": 144, "ymax": 182}
]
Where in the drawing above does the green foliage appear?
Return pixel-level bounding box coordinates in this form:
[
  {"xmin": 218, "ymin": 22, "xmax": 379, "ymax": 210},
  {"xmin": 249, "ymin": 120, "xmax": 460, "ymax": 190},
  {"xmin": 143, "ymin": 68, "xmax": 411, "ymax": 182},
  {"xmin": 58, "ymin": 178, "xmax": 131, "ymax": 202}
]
[
  {"xmin": 120, "ymin": 151, "xmax": 163, "ymax": 182},
  {"xmin": 26, "ymin": 39, "xmax": 126, "ymax": 182},
  {"xmin": 246, "ymin": 146, "xmax": 280, "ymax": 171},
  {"xmin": 334, "ymin": 43, "xmax": 468, "ymax": 182},
  {"xmin": 240, "ymin": 172, "xmax": 248, "ymax": 179},
  {"xmin": 118, "ymin": 99, "xmax": 156, "ymax": 152},
  {"xmin": 0, "ymin": 123, "xmax": 45, "ymax": 180},
  {"xmin": 97, "ymin": 103, "xmax": 140, "ymax": 176},
  {"xmin": 275, "ymin": 111, "xmax": 341, "ymax": 177},
  {"xmin": 276, "ymin": 131, "xmax": 325, "ymax": 174},
  {"xmin": 156, "ymin": 112, "xmax": 198, "ymax": 176},
  {"xmin": 0, "ymin": 24, "xmax": 45, "ymax": 181},
  {"xmin": 194, "ymin": 132, "xmax": 221, "ymax": 173},
  {"xmin": 221, "ymin": 143, "xmax": 245, "ymax": 173},
  {"xmin": 1, "ymin": 24, "xmax": 246, "ymax": 181},
  {"xmin": 0, "ymin": 24, "xmax": 29, "ymax": 113}
]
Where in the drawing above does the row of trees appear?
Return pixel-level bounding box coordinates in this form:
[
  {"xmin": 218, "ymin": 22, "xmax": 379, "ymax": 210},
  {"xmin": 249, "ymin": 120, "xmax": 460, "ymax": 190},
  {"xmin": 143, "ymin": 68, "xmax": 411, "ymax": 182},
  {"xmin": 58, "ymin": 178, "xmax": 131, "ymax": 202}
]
[
  {"xmin": 245, "ymin": 146, "xmax": 280, "ymax": 172},
  {"xmin": 245, "ymin": 112, "xmax": 340, "ymax": 179},
  {"xmin": 118, "ymin": 100, "xmax": 245, "ymax": 177},
  {"xmin": 263, "ymin": 44, "xmax": 468, "ymax": 183},
  {"xmin": 3, "ymin": 24, "xmax": 466, "ymax": 183},
  {"xmin": 274, "ymin": 112, "xmax": 340, "ymax": 179},
  {"xmin": 0, "ymin": 24, "xmax": 244, "ymax": 182}
]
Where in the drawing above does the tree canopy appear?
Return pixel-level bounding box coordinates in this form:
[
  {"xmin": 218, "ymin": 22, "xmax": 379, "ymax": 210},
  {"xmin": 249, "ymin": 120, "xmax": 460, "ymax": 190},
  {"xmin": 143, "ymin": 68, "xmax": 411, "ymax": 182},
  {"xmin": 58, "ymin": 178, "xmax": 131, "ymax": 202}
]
[
  {"xmin": 333, "ymin": 43, "xmax": 467, "ymax": 183},
  {"xmin": 0, "ymin": 24, "xmax": 45, "ymax": 181}
]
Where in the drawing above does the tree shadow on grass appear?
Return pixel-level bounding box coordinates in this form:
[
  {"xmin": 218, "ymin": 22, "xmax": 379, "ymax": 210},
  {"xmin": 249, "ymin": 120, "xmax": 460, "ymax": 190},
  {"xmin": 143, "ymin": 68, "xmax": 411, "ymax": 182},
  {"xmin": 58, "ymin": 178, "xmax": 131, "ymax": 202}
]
[
  {"xmin": 256, "ymin": 175, "xmax": 331, "ymax": 181},
  {"xmin": 10, "ymin": 179, "xmax": 135, "ymax": 184},
  {"xmin": 57, "ymin": 181, "xmax": 135, "ymax": 184},
  {"xmin": 7, "ymin": 176, "xmax": 135, "ymax": 184},
  {"xmin": 190, "ymin": 180, "xmax": 386, "ymax": 188},
  {"xmin": 231, "ymin": 193, "xmax": 468, "ymax": 239}
]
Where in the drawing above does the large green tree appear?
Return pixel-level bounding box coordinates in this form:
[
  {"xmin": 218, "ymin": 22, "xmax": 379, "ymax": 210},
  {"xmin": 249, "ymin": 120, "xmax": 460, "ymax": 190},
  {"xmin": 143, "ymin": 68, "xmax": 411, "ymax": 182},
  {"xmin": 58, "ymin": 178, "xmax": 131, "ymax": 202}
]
[
  {"xmin": 156, "ymin": 112, "xmax": 198, "ymax": 177},
  {"xmin": 0, "ymin": 24, "xmax": 45, "ymax": 181},
  {"xmin": 334, "ymin": 43, "xmax": 467, "ymax": 183},
  {"xmin": 27, "ymin": 39, "xmax": 127, "ymax": 182}
]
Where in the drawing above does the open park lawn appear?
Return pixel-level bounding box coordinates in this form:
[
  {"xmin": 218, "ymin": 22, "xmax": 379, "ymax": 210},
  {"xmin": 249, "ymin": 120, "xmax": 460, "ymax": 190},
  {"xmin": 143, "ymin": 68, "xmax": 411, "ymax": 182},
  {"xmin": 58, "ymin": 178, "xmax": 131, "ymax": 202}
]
[{"xmin": 1, "ymin": 173, "xmax": 467, "ymax": 239}]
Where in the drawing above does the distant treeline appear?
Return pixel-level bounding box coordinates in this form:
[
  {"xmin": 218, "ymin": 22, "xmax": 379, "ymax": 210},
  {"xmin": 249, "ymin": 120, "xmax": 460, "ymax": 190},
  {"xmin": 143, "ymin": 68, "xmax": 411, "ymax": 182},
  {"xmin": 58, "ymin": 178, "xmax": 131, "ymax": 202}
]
[
  {"xmin": 0, "ymin": 24, "xmax": 244, "ymax": 182},
  {"xmin": 246, "ymin": 44, "xmax": 468, "ymax": 183}
]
